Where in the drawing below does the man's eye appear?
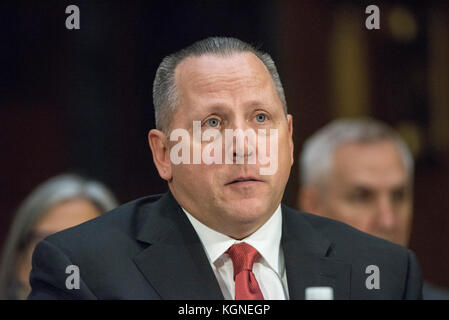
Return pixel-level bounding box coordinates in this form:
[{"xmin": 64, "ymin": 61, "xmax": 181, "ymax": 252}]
[
  {"xmin": 255, "ymin": 114, "xmax": 266, "ymax": 122},
  {"xmin": 348, "ymin": 190, "xmax": 372, "ymax": 203},
  {"xmin": 206, "ymin": 118, "xmax": 220, "ymax": 127},
  {"xmin": 392, "ymin": 189, "xmax": 406, "ymax": 203}
]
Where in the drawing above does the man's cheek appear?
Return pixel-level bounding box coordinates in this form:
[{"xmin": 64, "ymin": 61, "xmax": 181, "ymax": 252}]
[{"xmin": 173, "ymin": 165, "xmax": 196, "ymax": 183}]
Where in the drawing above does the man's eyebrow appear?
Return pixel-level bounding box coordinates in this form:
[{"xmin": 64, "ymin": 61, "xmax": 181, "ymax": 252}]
[
  {"xmin": 346, "ymin": 184, "xmax": 375, "ymax": 192},
  {"xmin": 390, "ymin": 183, "xmax": 408, "ymax": 192},
  {"xmin": 188, "ymin": 104, "xmax": 228, "ymax": 118},
  {"xmin": 206, "ymin": 100, "xmax": 269, "ymax": 110},
  {"xmin": 191, "ymin": 101, "xmax": 273, "ymax": 118},
  {"xmin": 246, "ymin": 100, "xmax": 271, "ymax": 109},
  {"xmin": 204, "ymin": 104, "xmax": 231, "ymax": 113},
  {"xmin": 346, "ymin": 183, "xmax": 409, "ymax": 194}
]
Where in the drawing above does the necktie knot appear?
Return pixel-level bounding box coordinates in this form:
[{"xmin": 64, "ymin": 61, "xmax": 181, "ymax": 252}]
[
  {"xmin": 226, "ymin": 242, "xmax": 260, "ymax": 278},
  {"xmin": 226, "ymin": 242, "xmax": 264, "ymax": 300}
]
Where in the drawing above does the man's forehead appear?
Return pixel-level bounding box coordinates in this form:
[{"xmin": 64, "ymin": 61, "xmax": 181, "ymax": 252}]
[
  {"xmin": 174, "ymin": 52, "xmax": 270, "ymax": 86},
  {"xmin": 335, "ymin": 141, "xmax": 404, "ymax": 167},
  {"xmin": 332, "ymin": 141, "xmax": 409, "ymax": 186}
]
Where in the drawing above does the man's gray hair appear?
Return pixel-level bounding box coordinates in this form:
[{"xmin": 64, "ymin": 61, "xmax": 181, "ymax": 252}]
[
  {"xmin": 300, "ymin": 118, "xmax": 414, "ymax": 187},
  {"xmin": 153, "ymin": 37, "xmax": 287, "ymax": 133}
]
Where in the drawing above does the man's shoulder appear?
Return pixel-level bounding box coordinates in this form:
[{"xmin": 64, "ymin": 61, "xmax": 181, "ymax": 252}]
[
  {"xmin": 282, "ymin": 206, "xmax": 422, "ymax": 299},
  {"xmin": 29, "ymin": 193, "xmax": 170, "ymax": 299},
  {"xmin": 284, "ymin": 205, "xmax": 410, "ymax": 258}
]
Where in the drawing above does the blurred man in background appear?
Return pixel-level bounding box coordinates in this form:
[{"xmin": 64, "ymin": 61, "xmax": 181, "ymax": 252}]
[
  {"xmin": 0, "ymin": 174, "xmax": 118, "ymax": 299},
  {"xmin": 298, "ymin": 118, "xmax": 449, "ymax": 299}
]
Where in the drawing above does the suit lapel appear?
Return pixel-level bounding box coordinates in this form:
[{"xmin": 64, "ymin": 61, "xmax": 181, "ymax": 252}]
[
  {"xmin": 282, "ymin": 205, "xmax": 351, "ymax": 300},
  {"xmin": 132, "ymin": 193, "xmax": 350, "ymax": 300},
  {"xmin": 133, "ymin": 192, "xmax": 224, "ymax": 299}
]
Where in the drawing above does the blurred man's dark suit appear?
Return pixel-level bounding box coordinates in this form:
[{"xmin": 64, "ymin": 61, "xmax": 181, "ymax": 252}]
[{"xmin": 28, "ymin": 192, "xmax": 422, "ymax": 299}]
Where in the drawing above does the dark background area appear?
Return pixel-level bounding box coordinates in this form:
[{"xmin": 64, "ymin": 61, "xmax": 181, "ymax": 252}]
[{"xmin": 1, "ymin": 1, "xmax": 448, "ymax": 288}]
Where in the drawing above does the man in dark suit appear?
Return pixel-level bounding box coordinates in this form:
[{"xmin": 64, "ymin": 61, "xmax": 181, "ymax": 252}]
[{"xmin": 29, "ymin": 37, "xmax": 422, "ymax": 300}]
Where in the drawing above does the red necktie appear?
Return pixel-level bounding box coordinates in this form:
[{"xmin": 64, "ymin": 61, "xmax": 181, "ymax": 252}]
[{"xmin": 226, "ymin": 242, "xmax": 264, "ymax": 300}]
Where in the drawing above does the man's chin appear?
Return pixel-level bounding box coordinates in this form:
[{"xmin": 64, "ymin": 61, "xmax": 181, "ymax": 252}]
[{"xmin": 224, "ymin": 199, "xmax": 273, "ymax": 224}]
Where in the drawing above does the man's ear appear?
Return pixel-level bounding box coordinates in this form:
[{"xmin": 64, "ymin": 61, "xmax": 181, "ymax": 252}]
[
  {"xmin": 287, "ymin": 114, "xmax": 294, "ymax": 165},
  {"xmin": 148, "ymin": 129, "xmax": 172, "ymax": 181}
]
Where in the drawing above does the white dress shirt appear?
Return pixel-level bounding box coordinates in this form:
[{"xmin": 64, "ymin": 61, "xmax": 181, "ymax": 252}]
[{"xmin": 182, "ymin": 205, "xmax": 289, "ymax": 300}]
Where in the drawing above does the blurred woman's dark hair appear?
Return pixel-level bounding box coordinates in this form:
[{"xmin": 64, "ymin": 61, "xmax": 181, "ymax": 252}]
[{"xmin": 0, "ymin": 174, "xmax": 119, "ymax": 299}]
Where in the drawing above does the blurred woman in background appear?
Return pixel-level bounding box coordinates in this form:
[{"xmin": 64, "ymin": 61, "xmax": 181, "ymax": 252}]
[{"xmin": 0, "ymin": 174, "xmax": 119, "ymax": 299}]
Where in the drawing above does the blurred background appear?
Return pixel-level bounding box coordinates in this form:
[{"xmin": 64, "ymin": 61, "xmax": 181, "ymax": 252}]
[{"xmin": 1, "ymin": 0, "xmax": 448, "ymax": 288}]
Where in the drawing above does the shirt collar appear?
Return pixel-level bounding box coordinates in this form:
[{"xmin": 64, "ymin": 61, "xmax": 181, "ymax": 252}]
[{"xmin": 182, "ymin": 205, "xmax": 283, "ymax": 275}]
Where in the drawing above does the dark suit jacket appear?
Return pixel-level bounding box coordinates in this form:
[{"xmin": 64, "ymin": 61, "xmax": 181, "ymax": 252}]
[{"xmin": 28, "ymin": 192, "xmax": 422, "ymax": 299}]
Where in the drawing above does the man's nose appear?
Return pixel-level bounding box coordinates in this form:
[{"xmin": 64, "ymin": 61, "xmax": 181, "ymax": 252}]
[
  {"xmin": 227, "ymin": 120, "xmax": 256, "ymax": 161},
  {"xmin": 374, "ymin": 196, "xmax": 397, "ymax": 230}
]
